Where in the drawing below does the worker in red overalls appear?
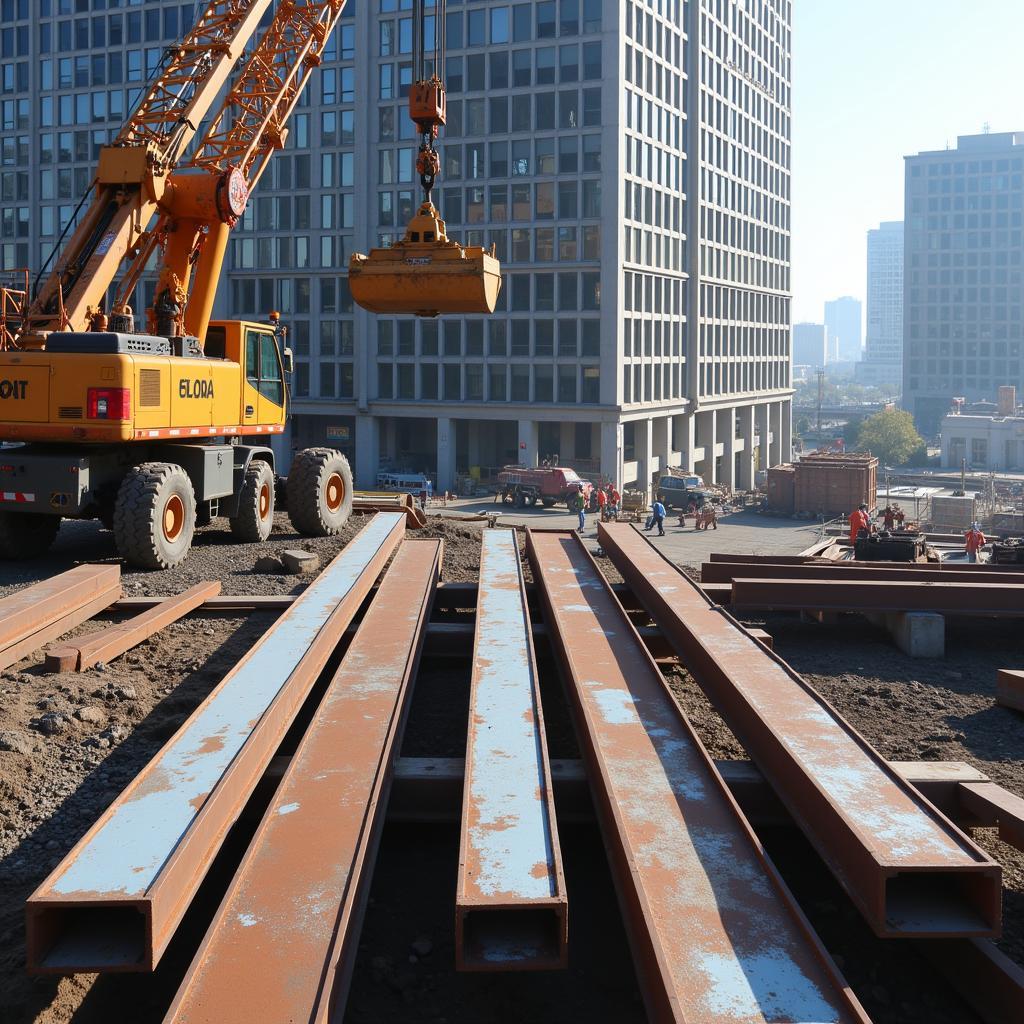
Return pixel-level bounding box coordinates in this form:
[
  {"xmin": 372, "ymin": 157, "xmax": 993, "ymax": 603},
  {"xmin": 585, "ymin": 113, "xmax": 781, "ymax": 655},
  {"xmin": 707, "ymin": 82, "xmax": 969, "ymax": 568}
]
[
  {"xmin": 849, "ymin": 503, "xmax": 870, "ymax": 544},
  {"xmin": 965, "ymin": 522, "xmax": 987, "ymax": 563},
  {"xmin": 596, "ymin": 485, "xmax": 607, "ymax": 520}
]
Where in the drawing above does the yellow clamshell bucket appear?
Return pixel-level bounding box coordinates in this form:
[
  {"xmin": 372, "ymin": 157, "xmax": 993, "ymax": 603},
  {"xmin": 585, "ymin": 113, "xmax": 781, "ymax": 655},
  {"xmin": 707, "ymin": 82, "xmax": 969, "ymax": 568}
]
[{"xmin": 349, "ymin": 202, "xmax": 502, "ymax": 317}]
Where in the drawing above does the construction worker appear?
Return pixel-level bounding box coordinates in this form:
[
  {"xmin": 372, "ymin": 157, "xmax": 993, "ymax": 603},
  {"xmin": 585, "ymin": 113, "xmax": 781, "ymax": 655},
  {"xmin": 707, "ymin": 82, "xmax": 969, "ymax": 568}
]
[
  {"xmin": 650, "ymin": 495, "xmax": 667, "ymax": 536},
  {"xmin": 965, "ymin": 522, "xmax": 987, "ymax": 563},
  {"xmin": 574, "ymin": 484, "xmax": 586, "ymax": 534},
  {"xmin": 848, "ymin": 503, "xmax": 869, "ymax": 544},
  {"xmin": 596, "ymin": 484, "xmax": 607, "ymax": 520},
  {"xmin": 608, "ymin": 485, "xmax": 620, "ymax": 518},
  {"xmin": 882, "ymin": 505, "xmax": 895, "ymax": 531}
]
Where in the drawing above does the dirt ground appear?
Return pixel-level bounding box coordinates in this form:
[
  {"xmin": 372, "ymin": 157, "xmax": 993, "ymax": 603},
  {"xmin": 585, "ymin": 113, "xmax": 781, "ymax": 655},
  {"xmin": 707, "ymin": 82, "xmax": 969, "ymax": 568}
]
[{"xmin": 0, "ymin": 516, "xmax": 1022, "ymax": 1023}]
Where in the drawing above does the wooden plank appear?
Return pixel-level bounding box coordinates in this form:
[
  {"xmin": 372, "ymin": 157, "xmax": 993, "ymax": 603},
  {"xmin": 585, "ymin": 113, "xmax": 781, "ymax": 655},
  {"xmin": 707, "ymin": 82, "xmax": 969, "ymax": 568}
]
[{"xmin": 45, "ymin": 581, "xmax": 222, "ymax": 672}]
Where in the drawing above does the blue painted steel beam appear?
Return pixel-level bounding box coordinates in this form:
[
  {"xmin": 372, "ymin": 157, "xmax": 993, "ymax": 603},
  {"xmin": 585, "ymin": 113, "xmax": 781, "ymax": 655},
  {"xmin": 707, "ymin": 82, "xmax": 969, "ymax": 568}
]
[
  {"xmin": 456, "ymin": 529, "xmax": 566, "ymax": 970},
  {"xmin": 26, "ymin": 512, "xmax": 406, "ymax": 974},
  {"xmin": 165, "ymin": 539, "xmax": 442, "ymax": 1024}
]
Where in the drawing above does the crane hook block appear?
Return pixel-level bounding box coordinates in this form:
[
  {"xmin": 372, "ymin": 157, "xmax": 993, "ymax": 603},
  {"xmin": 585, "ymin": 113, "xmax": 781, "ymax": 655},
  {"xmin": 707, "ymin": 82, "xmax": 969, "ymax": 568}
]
[
  {"xmin": 349, "ymin": 202, "xmax": 502, "ymax": 318},
  {"xmin": 409, "ymin": 78, "xmax": 446, "ymax": 135}
]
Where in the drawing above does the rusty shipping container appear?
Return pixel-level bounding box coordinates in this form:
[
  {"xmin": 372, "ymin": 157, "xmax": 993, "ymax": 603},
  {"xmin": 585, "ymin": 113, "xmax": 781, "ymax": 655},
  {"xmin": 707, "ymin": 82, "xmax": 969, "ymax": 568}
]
[{"xmin": 793, "ymin": 452, "xmax": 877, "ymax": 517}]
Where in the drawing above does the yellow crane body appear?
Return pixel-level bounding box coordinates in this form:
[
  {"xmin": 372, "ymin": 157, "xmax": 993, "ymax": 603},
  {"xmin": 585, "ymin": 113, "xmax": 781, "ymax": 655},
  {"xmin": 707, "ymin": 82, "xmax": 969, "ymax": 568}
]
[{"xmin": 0, "ymin": 321, "xmax": 285, "ymax": 445}]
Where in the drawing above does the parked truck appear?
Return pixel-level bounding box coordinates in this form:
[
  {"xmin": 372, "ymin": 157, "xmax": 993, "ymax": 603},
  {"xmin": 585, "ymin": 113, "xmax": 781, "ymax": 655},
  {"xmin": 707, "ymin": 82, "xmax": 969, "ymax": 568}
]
[{"xmin": 495, "ymin": 465, "xmax": 593, "ymax": 509}]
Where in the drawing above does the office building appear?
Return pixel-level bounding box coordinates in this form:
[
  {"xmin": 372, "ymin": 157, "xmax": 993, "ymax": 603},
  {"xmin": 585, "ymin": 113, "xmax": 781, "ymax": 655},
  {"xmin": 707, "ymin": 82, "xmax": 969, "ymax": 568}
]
[
  {"xmin": 792, "ymin": 322, "xmax": 827, "ymax": 367},
  {"xmin": 856, "ymin": 220, "xmax": 903, "ymax": 388},
  {"xmin": 824, "ymin": 295, "xmax": 862, "ymax": 364},
  {"xmin": 15, "ymin": 0, "xmax": 793, "ymax": 494},
  {"xmin": 904, "ymin": 131, "xmax": 1024, "ymax": 437}
]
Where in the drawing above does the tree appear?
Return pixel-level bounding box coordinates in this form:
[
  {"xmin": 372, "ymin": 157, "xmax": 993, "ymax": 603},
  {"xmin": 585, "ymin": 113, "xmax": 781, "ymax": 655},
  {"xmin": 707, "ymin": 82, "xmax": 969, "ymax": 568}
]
[{"xmin": 856, "ymin": 408, "xmax": 924, "ymax": 467}]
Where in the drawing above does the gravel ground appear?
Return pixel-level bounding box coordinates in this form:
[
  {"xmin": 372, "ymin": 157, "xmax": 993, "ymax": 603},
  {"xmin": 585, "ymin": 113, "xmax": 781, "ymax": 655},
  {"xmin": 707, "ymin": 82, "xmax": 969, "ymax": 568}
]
[{"xmin": 1, "ymin": 517, "xmax": 1022, "ymax": 1023}]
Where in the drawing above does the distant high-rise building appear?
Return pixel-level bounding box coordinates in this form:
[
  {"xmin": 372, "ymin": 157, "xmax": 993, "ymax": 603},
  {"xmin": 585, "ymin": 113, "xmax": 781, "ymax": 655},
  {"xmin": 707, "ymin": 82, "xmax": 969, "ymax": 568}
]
[
  {"xmin": 792, "ymin": 323, "xmax": 828, "ymax": 367},
  {"xmin": 824, "ymin": 296, "xmax": 862, "ymax": 363},
  {"xmin": 856, "ymin": 221, "xmax": 903, "ymax": 387},
  {"xmin": 904, "ymin": 132, "xmax": 1024, "ymax": 436}
]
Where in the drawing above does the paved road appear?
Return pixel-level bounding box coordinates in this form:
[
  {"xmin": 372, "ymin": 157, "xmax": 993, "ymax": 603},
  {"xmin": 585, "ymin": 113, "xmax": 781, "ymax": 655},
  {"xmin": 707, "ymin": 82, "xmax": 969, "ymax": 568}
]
[{"xmin": 436, "ymin": 500, "xmax": 824, "ymax": 568}]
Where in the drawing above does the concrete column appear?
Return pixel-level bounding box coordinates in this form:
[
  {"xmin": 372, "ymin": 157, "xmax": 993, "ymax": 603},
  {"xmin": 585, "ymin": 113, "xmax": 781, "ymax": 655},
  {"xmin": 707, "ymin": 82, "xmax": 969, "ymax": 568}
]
[
  {"xmin": 518, "ymin": 419, "xmax": 538, "ymax": 468},
  {"xmin": 354, "ymin": 414, "xmax": 380, "ymax": 489},
  {"xmin": 678, "ymin": 413, "xmax": 696, "ymax": 473},
  {"xmin": 737, "ymin": 404, "xmax": 755, "ymax": 491},
  {"xmin": 653, "ymin": 416, "xmax": 671, "ymax": 478},
  {"xmin": 636, "ymin": 417, "xmax": 653, "ymax": 500},
  {"xmin": 695, "ymin": 408, "xmax": 716, "ymax": 483},
  {"xmin": 437, "ymin": 416, "xmax": 456, "ymax": 492},
  {"xmin": 769, "ymin": 401, "xmax": 783, "ymax": 468},
  {"xmin": 718, "ymin": 407, "xmax": 736, "ymax": 492},
  {"xmin": 781, "ymin": 398, "xmax": 793, "ymax": 463},
  {"xmin": 600, "ymin": 420, "xmax": 623, "ymax": 489},
  {"xmin": 755, "ymin": 402, "xmax": 769, "ymax": 472}
]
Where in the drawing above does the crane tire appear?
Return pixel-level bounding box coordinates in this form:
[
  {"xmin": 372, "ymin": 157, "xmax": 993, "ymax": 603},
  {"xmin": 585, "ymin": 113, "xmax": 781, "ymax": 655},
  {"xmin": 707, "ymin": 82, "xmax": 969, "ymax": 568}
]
[
  {"xmin": 0, "ymin": 511, "xmax": 60, "ymax": 559},
  {"xmin": 287, "ymin": 447, "xmax": 353, "ymax": 537},
  {"xmin": 230, "ymin": 459, "xmax": 275, "ymax": 542},
  {"xmin": 114, "ymin": 462, "xmax": 196, "ymax": 570}
]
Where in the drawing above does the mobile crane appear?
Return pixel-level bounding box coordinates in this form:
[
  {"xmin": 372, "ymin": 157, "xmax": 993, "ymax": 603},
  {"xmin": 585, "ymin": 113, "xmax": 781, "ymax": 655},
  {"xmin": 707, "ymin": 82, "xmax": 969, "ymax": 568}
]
[{"xmin": 0, "ymin": 0, "xmax": 499, "ymax": 568}]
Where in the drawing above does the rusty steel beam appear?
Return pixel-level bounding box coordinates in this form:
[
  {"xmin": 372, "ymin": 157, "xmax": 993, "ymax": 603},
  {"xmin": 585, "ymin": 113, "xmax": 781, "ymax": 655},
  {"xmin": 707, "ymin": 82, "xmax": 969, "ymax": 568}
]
[
  {"xmin": 996, "ymin": 669, "xmax": 1024, "ymax": 712},
  {"xmin": 26, "ymin": 512, "xmax": 406, "ymax": 974},
  {"xmin": 45, "ymin": 581, "xmax": 222, "ymax": 672},
  {"xmin": 526, "ymin": 528, "xmax": 869, "ymax": 1024},
  {"xmin": 165, "ymin": 538, "xmax": 441, "ymax": 1024},
  {"xmin": 599, "ymin": 522, "xmax": 1002, "ymax": 938},
  {"xmin": 702, "ymin": 561, "xmax": 1024, "ymax": 586},
  {"xmin": 457, "ymin": 530, "xmax": 566, "ymax": 971},
  {"xmin": 710, "ymin": 550, "xmax": 1024, "ymax": 572},
  {"xmin": 0, "ymin": 563, "xmax": 120, "ymax": 657},
  {"xmin": 730, "ymin": 577, "xmax": 1024, "ymax": 615}
]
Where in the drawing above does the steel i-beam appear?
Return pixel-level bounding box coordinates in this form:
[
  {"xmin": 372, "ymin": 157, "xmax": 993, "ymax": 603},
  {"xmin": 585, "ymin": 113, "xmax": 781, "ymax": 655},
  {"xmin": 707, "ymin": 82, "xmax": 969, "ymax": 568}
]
[
  {"xmin": 527, "ymin": 528, "xmax": 868, "ymax": 1024},
  {"xmin": 26, "ymin": 512, "xmax": 406, "ymax": 973},
  {"xmin": 456, "ymin": 529, "xmax": 567, "ymax": 971},
  {"xmin": 600, "ymin": 522, "xmax": 1001, "ymax": 938},
  {"xmin": 165, "ymin": 538, "xmax": 442, "ymax": 1024}
]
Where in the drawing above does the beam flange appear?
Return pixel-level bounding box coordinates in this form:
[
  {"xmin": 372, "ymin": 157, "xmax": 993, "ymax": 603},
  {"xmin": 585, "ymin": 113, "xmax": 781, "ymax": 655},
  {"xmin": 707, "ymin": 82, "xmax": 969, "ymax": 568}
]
[{"xmin": 456, "ymin": 529, "xmax": 566, "ymax": 971}]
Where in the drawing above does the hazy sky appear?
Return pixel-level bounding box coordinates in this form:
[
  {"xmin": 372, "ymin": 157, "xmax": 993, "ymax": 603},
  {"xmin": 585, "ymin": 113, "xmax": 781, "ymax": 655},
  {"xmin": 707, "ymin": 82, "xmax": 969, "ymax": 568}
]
[{"xmin": 791, "ymin": 0, "xmax": 1024, "ymax": 326}]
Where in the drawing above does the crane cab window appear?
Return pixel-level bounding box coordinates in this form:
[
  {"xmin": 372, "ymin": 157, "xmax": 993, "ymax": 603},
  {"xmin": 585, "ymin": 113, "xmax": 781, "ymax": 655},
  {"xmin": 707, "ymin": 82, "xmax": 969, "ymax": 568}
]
[{"xmin": 245, "ymin": 329, "xmax": 284, "ymax": 405}]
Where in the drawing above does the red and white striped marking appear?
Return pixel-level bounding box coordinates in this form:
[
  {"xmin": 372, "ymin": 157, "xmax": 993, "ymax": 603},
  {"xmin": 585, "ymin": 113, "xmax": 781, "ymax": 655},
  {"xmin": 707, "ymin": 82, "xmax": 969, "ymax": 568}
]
[{"xmin": 1, "ymin": 491, "xmax": 34, "ymax": 503}]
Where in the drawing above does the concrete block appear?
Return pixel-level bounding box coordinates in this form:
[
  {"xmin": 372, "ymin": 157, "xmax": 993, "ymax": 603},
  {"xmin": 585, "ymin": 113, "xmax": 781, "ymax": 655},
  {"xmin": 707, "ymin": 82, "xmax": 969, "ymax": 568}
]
[
  {"xmin": 885, "ymin": 611, "xmax": 945, "ymax": 658},
  {"xmin": 996, "ymin": 669, "xmax": 1024, "ymax": 712},
  {"xmin": 282, "ymin": 549, "xmax": 320, "ymax": 575}
]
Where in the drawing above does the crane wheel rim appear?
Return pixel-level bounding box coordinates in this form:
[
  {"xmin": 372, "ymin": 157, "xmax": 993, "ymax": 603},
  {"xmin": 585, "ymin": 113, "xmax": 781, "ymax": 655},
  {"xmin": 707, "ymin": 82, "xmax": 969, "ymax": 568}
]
[
  {"xmin": 163, "ymin": 495, "xmax": 185, "ymax": 543},
  {"xmin": 325, "ymin": 472, "xmax": 345, "ymax": 513},
  {"xmin": 259, "ymin": 482, "xmax": 271, "ymax": 520}
]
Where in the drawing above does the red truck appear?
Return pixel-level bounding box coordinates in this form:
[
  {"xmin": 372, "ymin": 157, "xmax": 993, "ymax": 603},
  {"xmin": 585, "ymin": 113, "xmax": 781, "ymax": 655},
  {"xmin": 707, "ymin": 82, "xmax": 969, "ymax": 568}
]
[{"xmin": 496, "ymin": 465, "xmax": 594, "ymax": 509}]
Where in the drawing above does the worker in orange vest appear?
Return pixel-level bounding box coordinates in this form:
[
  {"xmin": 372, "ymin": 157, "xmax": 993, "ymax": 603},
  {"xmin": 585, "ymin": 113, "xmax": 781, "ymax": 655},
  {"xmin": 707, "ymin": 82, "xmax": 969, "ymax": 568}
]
[
  {"xmin": 849, "ymin": 503, "xmax": 870, "ymax": 544},
  {"xmin": 965, "ymin": 522, "xmax": 987, "ymax": 563}
]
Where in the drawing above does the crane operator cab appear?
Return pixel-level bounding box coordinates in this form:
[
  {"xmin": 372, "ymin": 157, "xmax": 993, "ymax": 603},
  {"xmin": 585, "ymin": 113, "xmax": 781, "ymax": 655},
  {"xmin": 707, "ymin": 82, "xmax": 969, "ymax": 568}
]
[{"xmin": 349, "ymin": 0, "xmax": 502, "ymax": 318}]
